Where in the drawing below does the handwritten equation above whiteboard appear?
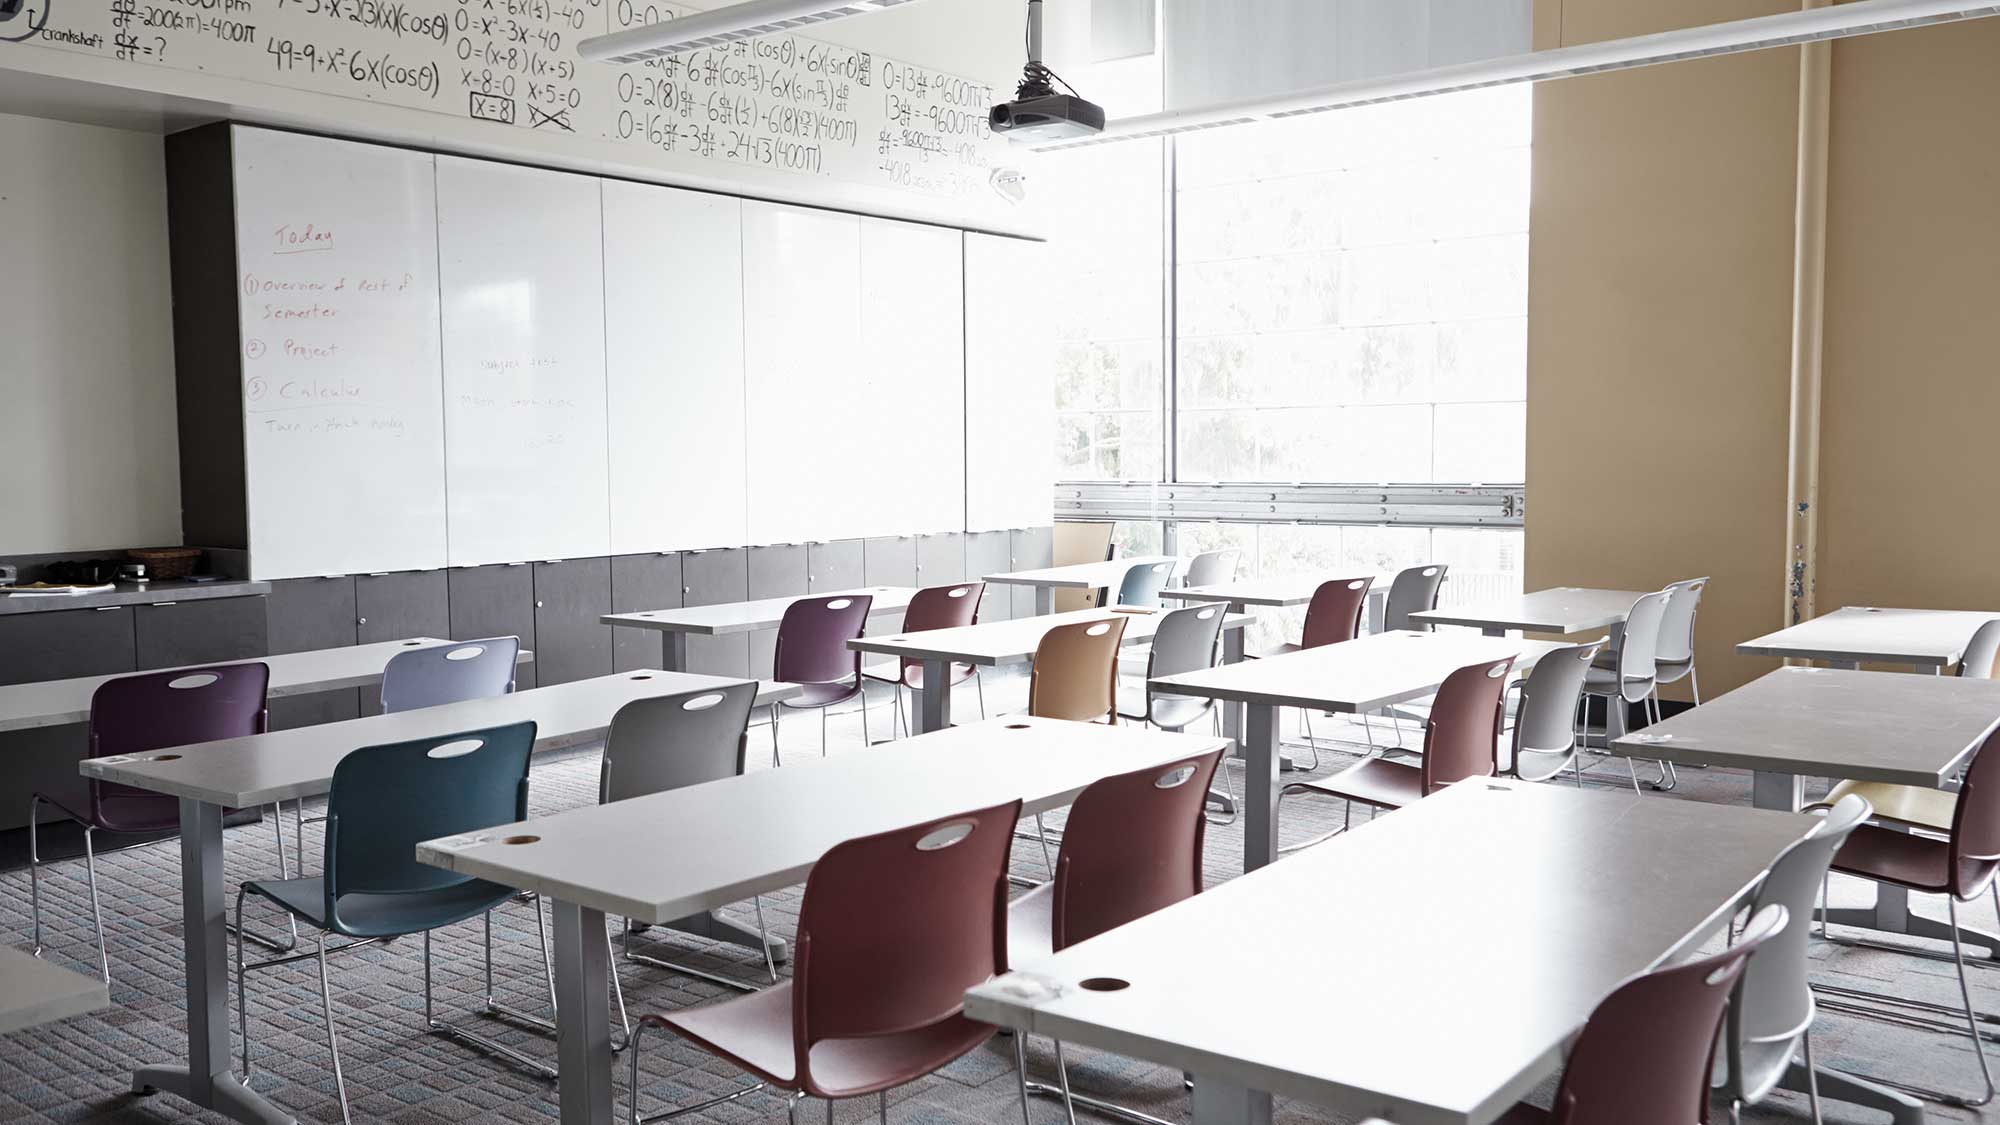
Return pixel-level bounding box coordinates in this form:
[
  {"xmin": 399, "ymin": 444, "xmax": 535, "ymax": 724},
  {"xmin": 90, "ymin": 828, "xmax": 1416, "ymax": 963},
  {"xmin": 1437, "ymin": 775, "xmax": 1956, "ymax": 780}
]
[{"xmin": 6, "ymin": 0, "xmax": 1021, "ymax": 220}]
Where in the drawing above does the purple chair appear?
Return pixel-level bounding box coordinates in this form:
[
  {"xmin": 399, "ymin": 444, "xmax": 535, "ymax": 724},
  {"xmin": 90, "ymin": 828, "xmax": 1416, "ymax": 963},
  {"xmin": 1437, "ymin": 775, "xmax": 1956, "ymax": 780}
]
[
  {"xmin": 863, "ymin": 582, "xmax": 987, "ymax": 737},
  {"xmin": 769, "ymin": 593, "xmax": 875, "ymax": 764},
  {"xmin": 28, "ymin": 662, "xmax": 280, "ymax": 982}
]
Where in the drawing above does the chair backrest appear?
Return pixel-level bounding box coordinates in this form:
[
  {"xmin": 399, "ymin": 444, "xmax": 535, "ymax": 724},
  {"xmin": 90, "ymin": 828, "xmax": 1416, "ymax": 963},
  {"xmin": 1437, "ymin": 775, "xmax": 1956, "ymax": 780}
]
[
  {"xmin": 87, "ymin": 662, "xmax": 271, "ymax": 831},
  {"xmin": 1511, "ymin": 641, "xmax": 1602, "ymax": 768},
  {"xmin": 322, "ymin": 720, "xmax": 535, "ymax": 916},
  {"xmin": 1552, "ymin": 904, "xmax": 1787, "ymax": 1125},
  {"xmin": 791, "ymin": 799, "xmax": 1020, "ymax": 1095},
  {"xmin": 1653, "ymin": 577, "xmax": 1708, "ymax": 665},
  {"xmin": 1052, "ymin": 751, "xmax": 1223, "ymax": 951},
  {"xmin": 1053, "ymin": 522, "xmax": 1117, "ymax": 611},
  {"xmin": 1726, "ymin": 795, "xmax": 1869, "ymax": 1104},
  {"xmin": 1145, "ymin": 603, "xmax": 1228, "ymax": 682},
  {"xmin": 1959, "ymin": 619, "xmax": 2000, "ymax": 680},
  {"xmin": 1614, "ymin": 589, "xmax": 1672, "ymax": 699},
  {"xmin": 1182, "ymin": 549, "xmax": 1239, "ymax": 589},
  {"xmin": 1948, "ymin": 723, "xmax": 2000, "ymax": 900},
  {"xmin": 1115, "ymin": 560, "xmax": 1175, "ymax": 608},
  {"xmin": 380, "ymin": 637, "xmax": 520, "ymax": 714},
  {"xmin": 1301, "ymin": 576, "xmax": 1375, "ymax": 649},
  {"xmin": 1383, "ymin": 564, "xmax": 1448, "ymax": 632},
  {"xmin": 772, "ymin": 594, "xmax": 873, "ymax": 686},
  {"xmin": 895, "ymin": 582, "xmax": 985, "ymax": 680},
  {"xmin": 599, "ymin": 681, "xmax": 759, "ymax": 805},
  {"xmin": 1420, "ymin": 656, "xmax": 1514, "ymax": 793},
  {"xmin": 1028, "ymin": 617, "xmax": 1128, "ymax": 723}
]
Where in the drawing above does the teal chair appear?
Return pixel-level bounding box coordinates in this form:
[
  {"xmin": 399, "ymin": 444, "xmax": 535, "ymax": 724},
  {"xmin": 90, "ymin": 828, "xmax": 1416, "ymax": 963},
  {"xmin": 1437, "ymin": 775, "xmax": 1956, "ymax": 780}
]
[{"xmin": 234, "ymin": 721, "xmax": 546, "ymax": 1124}]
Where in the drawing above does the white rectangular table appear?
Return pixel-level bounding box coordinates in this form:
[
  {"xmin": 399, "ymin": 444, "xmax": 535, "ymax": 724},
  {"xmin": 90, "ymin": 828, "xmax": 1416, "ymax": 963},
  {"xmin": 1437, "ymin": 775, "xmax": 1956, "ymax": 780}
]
[
  {"xmin": 849, "ymin": 606, "xmax": 1253, "ymax": 736},
  {"xmin": 600, "ymin": 587, "xmax": 920, "ymax": 672},
  {"xmin": 1411, "ymin": 586, "xmax": 1644, "ymax": 637},
  {"xmin": 0, "ymin": 637, "xmax": 534, "ymax": 733},
  {"xmin": 967, "ymin": 779, "xmax": 1815, "ymax": 1125},
  {"xmin": 0, "ymin": 943, "xmax": 110, "ymax": 1034},
  {"xmin": 1151, "ymin": 631, "xmax": 1541, "ymax": 872},
  {"xmin": 984, "ymin": 557, "xmax": 1181, "ymax": 616},
  {"xmin": 77, "ymin": 670, "xmax": 799, "ymax": 1125},
  {"xmin": 415, "ymin": 716, "xmax": 1232, "ymax": 1125},
  {"xmin": 1738, "ymin": 606, "xmax": 2000, "ymax": 672},
  {"xmin": 1160, "ymin": 573, "xmax": 1397, "ymax": 633}
]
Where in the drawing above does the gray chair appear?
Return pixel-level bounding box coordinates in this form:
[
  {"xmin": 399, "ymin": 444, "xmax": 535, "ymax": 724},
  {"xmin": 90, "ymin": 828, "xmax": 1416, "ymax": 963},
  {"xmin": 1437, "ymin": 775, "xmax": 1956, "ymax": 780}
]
[
  {"xmin": 1715, "ymin": 794, "xmax": 1871, "ymax": 1125},
  {"xmin": 1504, "ymin": 640, "xmax": 1603, "ymax": 783},
  {"xmin": 1644, "ymin": 577, "xmax": 1709, "ymax": 791},
  {"xmin": 600, "ymin": 682, "xmax": 777, "ymax": 1036},
  {"xmin": 380, "ymin": 637, "xmax": 521, "ymax": 714},
  {"xmin": 1581, "ymin": 588, "xmax": 1671, "ymax": 792},
  {"xmin": 1114, "ymin": 559, "xmax": 1175, "ymax": 608},
  {"xmin": 1182, "ymin": 549, "xmax": 1239, "ymax": 589},
  {"xmin": 1382, "ymin": 563, "xmax": 1448, "ymax": 632},
  {"xmin": 1115, "ymin": 605, "xmax": 1235, "ymax": 825}
]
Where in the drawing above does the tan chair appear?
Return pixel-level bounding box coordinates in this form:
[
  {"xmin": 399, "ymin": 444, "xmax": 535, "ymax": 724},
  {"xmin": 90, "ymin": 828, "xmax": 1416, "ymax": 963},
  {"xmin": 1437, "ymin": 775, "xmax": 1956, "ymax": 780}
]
[
  {"xmin": 1052, "ymin": 521, "xmax": 1118, "ymax": 612},
  {"xmin": 1028, "ymin": 617, "xmax": 1128, "ymax": 723}
]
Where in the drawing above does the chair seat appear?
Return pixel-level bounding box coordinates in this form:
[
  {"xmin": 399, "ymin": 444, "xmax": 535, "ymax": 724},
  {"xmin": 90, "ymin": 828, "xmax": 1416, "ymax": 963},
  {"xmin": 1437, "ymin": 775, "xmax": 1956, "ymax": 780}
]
[
  {"xmin": 244, "ymin": 874, "xmax": 521, "ymax": 939},
  {"xmin": 861, "ymin": 661, "xmax": 975, "ymax": 691},
  {"xmin": 1582, "ymin": 665, "xmax": 1618, "ymax": 690},
  {"xmin": 1810, "ymin": 779, "xmax": 1954, "ymax": 833},
  {"xmin": 1257, "ymin": 642, "xmax": 1303, "ymax": 659},
  {"xmin": 1296, "ymin": 756, "xmax": 1424, "ymax": 811},
  {"xmin": 1830, "ymin": 824, "xmax": 1959, "ymax": 895},
  {"xmin": 1148, "ymin": 692, "xmax": 1214, "ymax": 732},
  {"xmin": 1006, "ymin": 882, "xmax": 1055, "ymax": 965},
  {"xmin": 650, "ymin": 981, "xmax": 996, "ymax": 1099},
  {"xmin": 778, "ymin": 680, "xmax": 865, "ymax": 709}
]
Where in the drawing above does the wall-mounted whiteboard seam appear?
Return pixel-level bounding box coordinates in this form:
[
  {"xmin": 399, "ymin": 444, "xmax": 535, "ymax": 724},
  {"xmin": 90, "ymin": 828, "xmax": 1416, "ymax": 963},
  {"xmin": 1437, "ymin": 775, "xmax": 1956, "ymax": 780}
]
[
  {"xmin": 964, "ymin": 232, "xmax": 1055, "ymax": 532},
  {"xmin": 859, "ymin": 215, "xmax": 966, "ymax": 536}
]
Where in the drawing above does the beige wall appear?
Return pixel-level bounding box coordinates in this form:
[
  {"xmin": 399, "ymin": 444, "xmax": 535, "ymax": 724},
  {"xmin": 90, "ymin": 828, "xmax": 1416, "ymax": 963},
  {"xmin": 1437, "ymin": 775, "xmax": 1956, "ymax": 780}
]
[{"xmin": 1525, "ymin": 0, "xmax": 1799, "ymax": 696}]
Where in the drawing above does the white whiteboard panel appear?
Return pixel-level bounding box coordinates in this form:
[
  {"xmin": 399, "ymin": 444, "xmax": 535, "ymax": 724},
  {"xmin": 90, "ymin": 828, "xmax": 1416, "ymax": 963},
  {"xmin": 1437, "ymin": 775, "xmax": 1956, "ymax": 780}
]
[
  {"xmin": 965, "ymin": 233, "xmax": 1055, "ymax": 531},
  {"xmin": 859, "ymin": 217, "xmax": 965, "ymax": 537},
  {"xmin": 436, "ymin": 157, "xmax": 610, "ymax": 565},
  {"xmin": 742, "ymin": 202, "xmax": 864, "ymax": 546},
  {"xmin": 603, "ymin": 181, "xmax": 748, "ymax": 554},
  {"xmin": 233, "ymin": 127, "xmax": 447, "ymax": 579}
]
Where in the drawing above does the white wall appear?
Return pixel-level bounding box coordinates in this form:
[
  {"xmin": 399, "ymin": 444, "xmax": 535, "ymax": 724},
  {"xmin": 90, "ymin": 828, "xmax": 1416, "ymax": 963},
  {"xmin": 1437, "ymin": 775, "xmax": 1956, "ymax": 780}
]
[{"xmin": 0, "ymin": 113, "xmax": 180, "ymax": 555}]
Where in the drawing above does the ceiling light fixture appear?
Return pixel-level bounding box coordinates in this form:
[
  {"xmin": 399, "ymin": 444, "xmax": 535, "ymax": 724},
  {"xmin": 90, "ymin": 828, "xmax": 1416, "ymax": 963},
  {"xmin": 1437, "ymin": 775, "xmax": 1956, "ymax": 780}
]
[{"xmin": 578, "ymin": 0, "xmax": 925, "ymax": 65}]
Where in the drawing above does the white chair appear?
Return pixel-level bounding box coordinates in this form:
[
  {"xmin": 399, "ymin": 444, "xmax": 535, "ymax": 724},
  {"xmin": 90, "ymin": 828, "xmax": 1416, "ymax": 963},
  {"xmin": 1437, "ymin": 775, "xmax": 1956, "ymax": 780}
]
[
  {"xmin": 1580, "ymin": 588, "xmax": 1671, "ymax": 792},
  {"xmin": 1643, "ymin": 577, "xmax": 1709, "ymax": 791},
  {"xmin": 1504, "ymin": 640, "xmax": 1603, "ymax": 783},
  {"xmin": 1116, "ymin": 603, "xmax": 1235, "ymax": 821},
  {"xmin": 1381, "ymin": 563, "xmax": 1448, "ymax": 632},
  {"xmin": 1181, "ymin": 548, "xmax": 1239, "ymax": 589}
]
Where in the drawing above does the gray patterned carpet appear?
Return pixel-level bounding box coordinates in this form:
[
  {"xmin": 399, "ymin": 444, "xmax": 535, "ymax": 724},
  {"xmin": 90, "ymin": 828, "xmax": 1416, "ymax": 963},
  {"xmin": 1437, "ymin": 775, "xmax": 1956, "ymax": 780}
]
[{"xmin": 0, "ymin": 669, "xmax": 1992, "ymax": 1124}]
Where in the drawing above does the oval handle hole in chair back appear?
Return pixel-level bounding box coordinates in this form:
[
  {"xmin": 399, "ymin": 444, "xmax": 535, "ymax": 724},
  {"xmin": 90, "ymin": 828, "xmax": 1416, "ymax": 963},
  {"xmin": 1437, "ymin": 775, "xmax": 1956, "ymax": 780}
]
[
  {"xmin": 1154, "ymin": 765, "xmax": 1197, "ymax": 789},
  {"xmin": 827, "ymin": 598, "xmax": 854, "ymax": 610},
  {"xmin": 1151, "ymin": 564, "xmax": 1168, "ymax": 573},
  {"xmin": 1086, "ymin": 622, "xmax": 1113, "ymax": 637},
  {"xmin": 1196, "ymin": 607, "xmax": 1217, "ymax": 620},
  {"xmin": 168, "ymin": 673, "xmax": 220, "ymax": 690},
  {"xmin": 1347, "ymin": 580, "xmax": 1366, "ymax": 590},
  {"xmin": 683, "ymin": 692, "xmax": 726, "ymax": 711},
  {"xmin": 445, "ymin": 645, "xmax": 485, "ymax": 662},
  {"xmin": 1486, "ymin": 663, "xmax": 1508, "ymax": 678},
  {"xmin": 916, "ymin": 822, "xmax": 975, "ymax": 851},
  {"xmin": 949, "ymin": 587, "xmax": 971, "ymax": 598},
  {"xmin": 428, "ymin": 738, "xmax": 485, "ymax": 760},
  {"xmin": 1576, "ymin": 648, "xmax": 1595, "ymax": 662},
  {"xmin": 1422, "ymin": 567, "xmax": 1440, "ymax": 577}
]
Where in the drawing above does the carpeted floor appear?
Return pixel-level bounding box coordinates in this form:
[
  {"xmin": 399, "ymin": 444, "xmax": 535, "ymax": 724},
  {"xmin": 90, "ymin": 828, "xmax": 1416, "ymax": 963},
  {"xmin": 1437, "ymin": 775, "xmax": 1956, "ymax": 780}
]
[{"xmin": 0, "ymin": 667, "xmax": 1993, "ymax": 1124}]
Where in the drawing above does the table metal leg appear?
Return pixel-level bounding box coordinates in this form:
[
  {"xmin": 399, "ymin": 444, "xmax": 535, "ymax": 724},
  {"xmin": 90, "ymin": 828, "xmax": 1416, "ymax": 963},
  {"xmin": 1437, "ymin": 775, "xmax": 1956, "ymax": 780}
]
[
  {"xmin": 663, "ymin": 633, "xmax": 689, "ymax": 674},
  {"xmin": 1482, "ymin": 626, "xmax": 1504, "ymax": 638},
  {"xmin": 1781, "ymin": 1056, "xmax": 1925, "ymax": 1125},
  {"xmin": 1243, "ymin": 705, "xmax": 1279, "ymax": 873},
  {"xmin": 1035, "ymin": 587, "xmax": 1054, "ymax": 617},
  {"xmin": 1751, "ymin": 770, "xmax": 1805, "ymax": 812},
  {"xmin": 1220, "ymin": 627, "xmax": 1245, "ymax": 751},
  {"xmin": 1190, "ymin": 1074, "xmax": 1272, "ymax": 1125},
  {"xmin": 914, "ymin": 657, "xmax": 952, "ymax": 735},
  {"xmin": 663, "ymin": 909, "xmax": 789, "ymax": 964},
  {"xmin": 129, "ymin": 799, "xmax": 295, "ymax": 1125},
  {"xmin": 552, "ymin": 900, "xmax": 614, "ymax": 1125}
]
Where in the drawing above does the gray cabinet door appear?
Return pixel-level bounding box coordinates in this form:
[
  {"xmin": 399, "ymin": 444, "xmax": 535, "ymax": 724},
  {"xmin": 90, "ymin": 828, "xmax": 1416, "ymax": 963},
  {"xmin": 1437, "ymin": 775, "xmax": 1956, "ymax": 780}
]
[
  {"xmin": 610, "ymin": 554, "xmax": 682, "ymax": 672},
  {"xmin": 807, "ymin": 540, "xmax": 864, "ymax": 593},
  {"xmin": 1011, "ymin": 526, "xmax": 1055, "ymax": 618},
  {"xmin": 135, "ymin": 595, "xmax": 269, "ymax": 670},
  {"xmin": 266, "ymin": 577, "xmax": 360, "ymax": 730},
  {"xmin": 916, "ymin": 532, "xmax": 966, "ymax": 587},
  {"xmin": 355, "ymin": 571, "xmax": 450, "ymax": 713},
  {"xmin": 747, "ymin": 545, "xmax": 808, "ymax": 680},
  {"xmin": 449, "ymin": 565, "xmax": 538, "ymax": 690},
  {"xmin": 0, "ymin": 607, "xmax": 138, "ymax": 830},
  {"xmin": 532, "ymin": 559, "xmax": 613, "ymax": 687},
  {"xmin": 681, "ymin": 549, "xmax": 749, "ymax": 678},
  {"xmin": 965, "ymin": 531, "xmax": 1013, "ymax": 623},
  {"xmin": 863, "ymin": 536, "xmax": 918, "ymax": 588}
]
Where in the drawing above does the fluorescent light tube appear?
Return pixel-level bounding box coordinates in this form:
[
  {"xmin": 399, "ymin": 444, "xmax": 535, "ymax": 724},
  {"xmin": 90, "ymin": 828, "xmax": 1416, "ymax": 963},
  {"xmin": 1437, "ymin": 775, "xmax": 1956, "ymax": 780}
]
[
  {"xmin": 1036, "ymin": 0, "xmax": 2000, "ymax": 150},
  {"xmin": 579, "ymin": 0, "xmax": 925, "ymax": 64}
]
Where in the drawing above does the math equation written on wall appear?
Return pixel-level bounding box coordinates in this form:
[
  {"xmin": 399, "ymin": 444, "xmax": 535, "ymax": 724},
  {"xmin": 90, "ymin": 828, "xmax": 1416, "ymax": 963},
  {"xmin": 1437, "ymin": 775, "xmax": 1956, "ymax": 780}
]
[{"xmin": 6, "ymin": 0, "xmax": 1012, "ymax": 205}]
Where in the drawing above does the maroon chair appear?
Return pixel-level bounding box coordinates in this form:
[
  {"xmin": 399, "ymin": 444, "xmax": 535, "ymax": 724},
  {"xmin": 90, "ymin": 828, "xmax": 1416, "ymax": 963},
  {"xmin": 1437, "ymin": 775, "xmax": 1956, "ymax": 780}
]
[
  {"xmin": 863, "ymin": 582, "xmax": 987, "ymax": 736},
  {"xmin": 624, "ymin": 800, "xmax": 1026, "ymax": 1124},
  {"xmin": 1008, "ymin": 750, "xmax": 1224, "ymax": 1120},
  {"xmin": 1817, "ymin": 723, "xmax": 2000, "ymax": 1108},
  {"xmin": 1255, "ymin": 576, "xmax": 1375, "ymax": 769},
  {"xmin": 28, "ymin": 663, "xmax": 275, "ymax": 983},
  {"xmin": 1499, "ymin": 904, "xmax": 1788, "ymax": 1125},
  {"xmin": 1278, "ymin": 656, "xmax": 1514, "ymax": 847},
  {"xmin": 769, "ymin": 593, "xmax": 875, "ymax": 763}
]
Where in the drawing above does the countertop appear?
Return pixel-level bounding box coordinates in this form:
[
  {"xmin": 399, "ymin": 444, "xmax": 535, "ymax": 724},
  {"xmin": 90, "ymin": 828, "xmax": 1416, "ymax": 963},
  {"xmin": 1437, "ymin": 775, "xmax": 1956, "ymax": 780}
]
[{"xmin": 0, "ymin": 578, "xmax": 272, "ymax": 616}]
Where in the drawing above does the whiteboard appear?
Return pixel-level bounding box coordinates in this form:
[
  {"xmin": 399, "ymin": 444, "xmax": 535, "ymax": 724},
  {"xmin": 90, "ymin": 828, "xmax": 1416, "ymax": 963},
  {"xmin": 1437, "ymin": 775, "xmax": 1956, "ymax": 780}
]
[
  {"xmin": 964, "ymin": 233, "xmax": 1054, "ymax": 531},
  {"xmin": 858, "ymin": 217, "xmax": 965, "ymax": 537},
  {"xmin": 602, "ymin": 180, "xmax": 748, "ymax": 553},
  {"xmin": 436, "ymin": 156, "xmax": 611, "ymax": 565},
  {"xmin": 741, "ymin": 201, "xmax": 864, "ymax": 545},
  {"xmin": 232, "ymin": 127, "xmax": 448, "ymax": 579}
]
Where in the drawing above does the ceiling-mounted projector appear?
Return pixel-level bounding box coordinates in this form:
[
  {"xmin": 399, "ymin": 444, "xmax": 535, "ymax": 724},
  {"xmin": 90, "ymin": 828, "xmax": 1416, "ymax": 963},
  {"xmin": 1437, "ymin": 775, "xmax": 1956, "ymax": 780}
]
[{"xmin": 989, "ymin": 0, "xmax": 1104, "ymax": 142}]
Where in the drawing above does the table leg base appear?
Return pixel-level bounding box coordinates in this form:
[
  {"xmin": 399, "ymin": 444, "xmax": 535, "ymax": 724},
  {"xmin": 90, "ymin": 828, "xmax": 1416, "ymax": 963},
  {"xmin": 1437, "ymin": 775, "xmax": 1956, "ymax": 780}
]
[
  {"xmin": 1820, "ymin": 906, "xmax": 2000, "ymax": 961},
  {"xmin": 666, "ymin": 908, "xmax": 790, "ymax": 964},
  {"xmin": 1189, "ymin": 1075, "xmax": 1272, "ymax": 1125},
  {"xmin": 130, "ymin": 1065, "xmax": 296, "ymax": 1125},
  {"xmin": 1781, "ymin": 1059, "xmax": 1924, "ymax": 1125}
]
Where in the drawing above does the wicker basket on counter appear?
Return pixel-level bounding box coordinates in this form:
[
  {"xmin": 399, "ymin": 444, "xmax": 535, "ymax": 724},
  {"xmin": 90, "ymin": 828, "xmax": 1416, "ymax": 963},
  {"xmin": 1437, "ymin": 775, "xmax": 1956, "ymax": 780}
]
[{"xmin": 128, "ymin": 547, "xmax": 202, "ymax": 580}]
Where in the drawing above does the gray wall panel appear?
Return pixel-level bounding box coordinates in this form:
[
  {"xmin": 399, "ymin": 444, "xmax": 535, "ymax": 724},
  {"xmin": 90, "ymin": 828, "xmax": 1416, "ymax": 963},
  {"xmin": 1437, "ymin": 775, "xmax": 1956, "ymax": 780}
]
[
  {"xmin": 532, "ymin": 559, "xmax": 613, "ymax": 686},
  {"xmin": 0, "ymin": 607, "xmax": 137, "ymax": 829},
  {"xmin": 965, "ymin": 531, "xmax": 1013, "ymax": 623},
  {"xmin": 449, "ymin": 564, "xmax": 538, "ymax": 690},
  {"xmin": 610, "ymin": 554, "xmax": 683, "ymax": 672},
  {"xmin": 1010, "ymin": 527, "xmax": 1054, "ymax": 618},
  {"xmin": 266, "ymin": 577, "xmax": 360, "ymax": 730},
  {"xmin": 808, "ymin": 540, "xmax": 865, "ymax": 593},
  {"xmin": 915, "ymin": 532, "xmax": 966, "ymax": 587},
  {"xmin": 356, "ymin": 571, "xmax": 450, "ymax": 713},
  {"xmin": 135, "ymin": 596, "xmax": 268, "ymax": 670},
  {"xmin": 746, "ymin": 545, "xmax": 809, "ymax": 681},
  {"xmin": 682, "ymin": 549, "xmax": 750, "ymax": 678},
  {"xmin": 863, "ymin": 536, "xmax": 918, "ymax": 589}
]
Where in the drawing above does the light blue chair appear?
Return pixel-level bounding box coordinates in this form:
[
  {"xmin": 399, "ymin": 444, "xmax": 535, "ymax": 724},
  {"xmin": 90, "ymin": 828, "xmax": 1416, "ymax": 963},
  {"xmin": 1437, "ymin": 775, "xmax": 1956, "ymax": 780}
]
[
  {"xmin": 234, "ymin": 720, "xmax": 548, "ymax": 1123},
  {"xmin": 381, "ymin": 636, "xmax": 521, "ymax": 713},
  {"xmin": 1114, "ymin": 560, "xmax": 1175, "ymax": 608}
]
